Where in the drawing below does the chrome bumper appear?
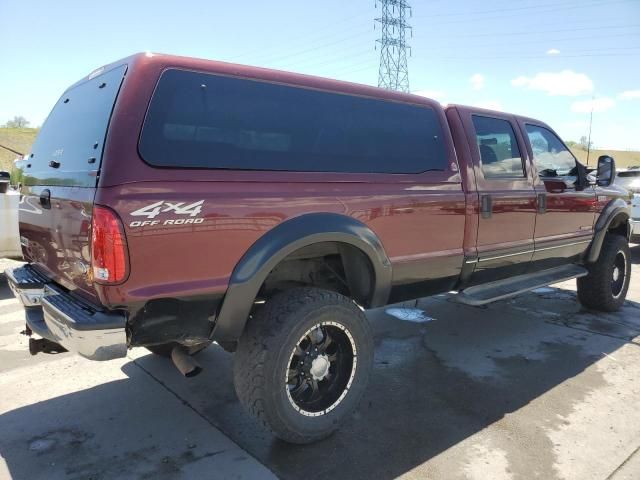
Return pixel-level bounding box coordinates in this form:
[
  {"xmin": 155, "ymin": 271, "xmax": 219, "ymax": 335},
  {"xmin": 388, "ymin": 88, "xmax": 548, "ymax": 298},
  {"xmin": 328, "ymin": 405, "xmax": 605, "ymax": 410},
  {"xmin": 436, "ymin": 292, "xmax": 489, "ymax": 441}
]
[{"xmin": 4, "ymin": 265, "xmax": 127, "ymax": 361}]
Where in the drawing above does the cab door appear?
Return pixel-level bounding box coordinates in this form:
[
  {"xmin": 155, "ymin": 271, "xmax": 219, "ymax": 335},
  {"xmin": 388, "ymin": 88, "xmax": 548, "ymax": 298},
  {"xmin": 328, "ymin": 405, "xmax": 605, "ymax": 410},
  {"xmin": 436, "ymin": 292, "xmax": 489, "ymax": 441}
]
[
  {"xmin": 519, "ymin": 122, "xmax": 596, "ymax": 270},
  {"xmin": 458, "ymin": 108, "xmax": 537, "ymax": 285}
]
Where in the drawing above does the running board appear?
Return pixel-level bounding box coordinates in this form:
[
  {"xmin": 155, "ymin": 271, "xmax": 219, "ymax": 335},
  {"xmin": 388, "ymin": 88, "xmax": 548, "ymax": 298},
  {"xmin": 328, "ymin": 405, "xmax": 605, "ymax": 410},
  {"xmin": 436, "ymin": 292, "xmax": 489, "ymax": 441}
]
[{"xmin": 454, "ymin": 265, "xmax": 588, "ymax": 306}]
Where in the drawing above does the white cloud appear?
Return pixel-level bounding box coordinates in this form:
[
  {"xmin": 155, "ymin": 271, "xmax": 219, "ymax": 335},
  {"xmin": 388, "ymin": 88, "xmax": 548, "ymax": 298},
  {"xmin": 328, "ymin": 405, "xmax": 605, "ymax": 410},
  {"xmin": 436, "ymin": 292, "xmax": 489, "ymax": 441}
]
[
  {"xmin": 511, "ymin": 70, "xmax": 593, "ymax": 96},
  {"xmin": 570, "ymin": 97, "xmax": 616, "ymax": 113},
  {"xmin": 469, "ymin": 73, "xmax": 485, "ymax": 90},
  {"xmin": 619, "ymin": 90, "xmax": 640, "ymax": 100},
  {"xmin": 473, "ymin": 100, "xmax": 504, "ymax": 111},
  {"xmin": 546, "ymin": 48, "xmax": 561, "ymax": 55}
]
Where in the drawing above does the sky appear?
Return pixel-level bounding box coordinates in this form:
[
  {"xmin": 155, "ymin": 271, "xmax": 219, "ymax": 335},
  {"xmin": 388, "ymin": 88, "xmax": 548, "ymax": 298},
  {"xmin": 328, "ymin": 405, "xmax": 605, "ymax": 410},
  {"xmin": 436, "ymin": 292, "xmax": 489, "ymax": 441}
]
[{"xmin": 1, "ymin": 0, "xmax": 639, "ymax": 149}]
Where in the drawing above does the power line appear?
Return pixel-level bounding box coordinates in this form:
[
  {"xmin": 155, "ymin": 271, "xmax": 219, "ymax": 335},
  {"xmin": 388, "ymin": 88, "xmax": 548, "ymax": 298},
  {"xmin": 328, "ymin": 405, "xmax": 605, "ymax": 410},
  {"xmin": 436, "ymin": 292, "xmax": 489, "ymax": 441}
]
[
  {"xmin": 279, "ymin": 48, "xmax": 375, "ymax": 71},
  {"xmin": 253, "ymin": 28, "xmax": 373, "ymax": 67},
  {"xmin": 417, "ymin": 51, "xmax": 640, "ymax": 61},
  {"xmin": 413, "ymin": 0, "xmax": 633, "ymax": 20},
  {"xmin": 264, "ymin": 27, "xmax": 637, "ymax": 74},
  {"xmin": 219, "ymin": 2, "xmax": 635, "ymax": 74},
  {"xmin": 224, "ymin": 11, "xmax": 373, "ymax": 63},
  {"xmin": 414, "ymin": 23, "xmax": 639, "ymax": 40},
  {"xmin": 376, "ymin": 0, "xmax": 412, "ymax": 92},
  {"xmin": 332, "ymin": 63, "xmax": 379, "ymax": 79},
  {"xmin": 273, "ymin": 37, "xmax": 374, "ymax": 68},
  {"xmin": 327, "ymin": 58, "xmax": 379, "ymax": 75},
  {"xmin": 415, "ymin": 33, "xmax": 639, "ymax": 51}
]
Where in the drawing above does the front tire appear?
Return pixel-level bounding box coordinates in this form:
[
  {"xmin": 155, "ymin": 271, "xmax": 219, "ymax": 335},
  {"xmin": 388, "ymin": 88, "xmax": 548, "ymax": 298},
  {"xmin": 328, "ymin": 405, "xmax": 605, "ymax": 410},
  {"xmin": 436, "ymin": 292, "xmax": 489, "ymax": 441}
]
[
  {"xmin": 577, "ymin": 234, "xmax": 631, "ymax": 312},
  {"xmin": 233, "ymin": 287, "xmax": 373, "ymax": 444}
]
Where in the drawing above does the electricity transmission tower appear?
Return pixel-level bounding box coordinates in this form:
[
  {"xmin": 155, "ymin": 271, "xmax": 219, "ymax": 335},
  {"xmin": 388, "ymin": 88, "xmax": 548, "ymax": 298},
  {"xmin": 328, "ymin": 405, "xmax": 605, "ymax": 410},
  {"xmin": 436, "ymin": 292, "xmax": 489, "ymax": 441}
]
[{"xmin": 375, "ymin": 0, "xmax": 412, "ymax": 92}]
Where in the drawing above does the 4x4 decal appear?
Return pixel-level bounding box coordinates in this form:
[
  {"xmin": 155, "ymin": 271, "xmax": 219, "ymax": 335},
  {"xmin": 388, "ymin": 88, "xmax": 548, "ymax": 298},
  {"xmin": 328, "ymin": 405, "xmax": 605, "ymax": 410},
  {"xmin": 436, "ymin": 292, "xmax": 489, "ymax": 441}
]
[{"xmin": 129, "ymin": 200, "xmax": 205, "ymax": 227}]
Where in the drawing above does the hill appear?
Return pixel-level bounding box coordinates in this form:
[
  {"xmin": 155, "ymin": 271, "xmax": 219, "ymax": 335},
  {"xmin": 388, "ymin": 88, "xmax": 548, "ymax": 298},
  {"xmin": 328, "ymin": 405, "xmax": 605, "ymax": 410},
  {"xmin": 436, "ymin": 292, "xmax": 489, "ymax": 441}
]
[
  {"xmin": 0, "ymin": 128, "xmax": 38, "ymax": 172},
  {"xmin": 569, "ymin": 147, "xmax": 640, "ymax": 169}
]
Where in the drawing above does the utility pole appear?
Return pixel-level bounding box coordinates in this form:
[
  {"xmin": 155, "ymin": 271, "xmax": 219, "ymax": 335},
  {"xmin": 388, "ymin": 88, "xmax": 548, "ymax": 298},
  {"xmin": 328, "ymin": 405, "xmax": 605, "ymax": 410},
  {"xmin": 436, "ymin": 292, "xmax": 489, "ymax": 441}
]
[
  {"xmin": 586, "ymin": 95, "xmax": 595, "ymax": 166},
  {"xmin": 375, "ymin": 0, "xmax": 412, "ymax": 93}
]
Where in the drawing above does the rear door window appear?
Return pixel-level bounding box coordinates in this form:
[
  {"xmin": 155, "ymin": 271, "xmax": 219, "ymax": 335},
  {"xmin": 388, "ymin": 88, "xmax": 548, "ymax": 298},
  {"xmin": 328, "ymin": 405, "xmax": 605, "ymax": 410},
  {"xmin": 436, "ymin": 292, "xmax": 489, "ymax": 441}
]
[
  {"xmin": 23, "ymin": 64, "xmax": 127, "ymax": 187},
  {"xmin": 139, "ymin": 69, "xmax": 448, "ymax": 174},
  {"xmin": 472, "ymin": 115, "xmax": 524, "ymax": 178}
]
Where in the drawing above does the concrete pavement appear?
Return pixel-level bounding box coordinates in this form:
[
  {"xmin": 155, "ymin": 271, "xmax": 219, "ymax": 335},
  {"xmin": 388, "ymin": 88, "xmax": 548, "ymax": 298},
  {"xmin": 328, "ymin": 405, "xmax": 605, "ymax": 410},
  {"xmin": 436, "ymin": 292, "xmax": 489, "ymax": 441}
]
[
  {"xmin": 0, "ymin": 259, "xmax": 275, "ymax": 480},
  {"xmin": 1, "ymin": 245, "xmax": 640, "ymax": 479}
]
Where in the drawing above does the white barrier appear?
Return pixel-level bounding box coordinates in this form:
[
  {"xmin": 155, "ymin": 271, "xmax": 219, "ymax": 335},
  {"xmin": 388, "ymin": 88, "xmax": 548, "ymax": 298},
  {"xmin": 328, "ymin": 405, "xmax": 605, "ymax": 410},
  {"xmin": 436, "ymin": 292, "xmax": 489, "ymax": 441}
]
[{"xmin": 0, "ymin": 190, "xmax": 22, "ymax": 258}]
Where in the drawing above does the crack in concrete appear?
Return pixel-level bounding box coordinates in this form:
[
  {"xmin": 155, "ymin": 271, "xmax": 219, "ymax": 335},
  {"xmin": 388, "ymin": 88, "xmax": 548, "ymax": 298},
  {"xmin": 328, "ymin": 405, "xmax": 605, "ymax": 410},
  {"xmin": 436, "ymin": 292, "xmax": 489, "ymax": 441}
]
[{"xmin": 606, "ymin": 444, "xmax": 640, "ymax": 480}]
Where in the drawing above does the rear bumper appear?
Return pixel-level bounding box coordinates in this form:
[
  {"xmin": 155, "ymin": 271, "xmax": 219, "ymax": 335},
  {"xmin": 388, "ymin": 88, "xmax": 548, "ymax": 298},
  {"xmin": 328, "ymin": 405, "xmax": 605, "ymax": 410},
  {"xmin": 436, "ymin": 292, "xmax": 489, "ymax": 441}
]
[
  {"xmin": 4, "ymin": 265, "xmax": 127, "ymax": 361},
  {"xmin": 5, "ymin": 263, "xmax": 48, "ymax": 307}
]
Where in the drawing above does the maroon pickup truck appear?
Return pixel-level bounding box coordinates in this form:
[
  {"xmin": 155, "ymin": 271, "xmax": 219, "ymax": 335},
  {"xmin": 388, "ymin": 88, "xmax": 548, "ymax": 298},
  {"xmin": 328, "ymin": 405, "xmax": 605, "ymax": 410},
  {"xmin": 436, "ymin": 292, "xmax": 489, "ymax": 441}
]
[{"xmin": 6, "ymin": 53, "xmax": 632, "ymax": 444}]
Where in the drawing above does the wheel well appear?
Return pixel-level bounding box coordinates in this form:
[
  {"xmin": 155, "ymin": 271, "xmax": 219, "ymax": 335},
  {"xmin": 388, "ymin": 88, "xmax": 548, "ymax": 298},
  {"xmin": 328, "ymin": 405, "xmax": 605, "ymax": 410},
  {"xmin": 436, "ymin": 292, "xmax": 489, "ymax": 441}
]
[
  {"xmin": 608, "ymin": 213, "xmax": 630, "ymax": 238},
  {"xmin": 257, "ymin": 242, "xmax": 375, "ymax": 307}
]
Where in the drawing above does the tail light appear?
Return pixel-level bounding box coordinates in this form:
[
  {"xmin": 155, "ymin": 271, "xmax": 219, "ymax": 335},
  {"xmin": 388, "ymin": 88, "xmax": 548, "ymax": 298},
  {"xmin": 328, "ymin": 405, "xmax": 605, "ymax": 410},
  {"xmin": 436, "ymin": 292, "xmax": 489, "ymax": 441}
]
[{"xmin": 91, "ymin": 205, "xmax": 129, "ymax": 284}]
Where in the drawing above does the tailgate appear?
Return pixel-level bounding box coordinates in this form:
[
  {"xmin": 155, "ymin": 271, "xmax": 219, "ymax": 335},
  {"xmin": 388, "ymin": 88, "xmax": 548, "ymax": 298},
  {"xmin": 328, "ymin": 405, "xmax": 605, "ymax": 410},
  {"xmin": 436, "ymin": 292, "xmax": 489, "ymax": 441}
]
[{"xmin": 18, "ymin": 64, "xmax": 127, "ymax": 302}]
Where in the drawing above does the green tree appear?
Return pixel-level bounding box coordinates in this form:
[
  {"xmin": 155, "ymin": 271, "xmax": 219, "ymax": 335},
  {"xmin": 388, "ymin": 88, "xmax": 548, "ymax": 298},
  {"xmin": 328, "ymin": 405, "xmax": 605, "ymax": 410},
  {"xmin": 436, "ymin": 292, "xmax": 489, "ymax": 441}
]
[
  {"xmin": 579, "ymin": 135, "xmax": 592, "ymax": 151},
  {"xmin": 4, "ymin": 116, "xmax": 30, "ymax": 128}
]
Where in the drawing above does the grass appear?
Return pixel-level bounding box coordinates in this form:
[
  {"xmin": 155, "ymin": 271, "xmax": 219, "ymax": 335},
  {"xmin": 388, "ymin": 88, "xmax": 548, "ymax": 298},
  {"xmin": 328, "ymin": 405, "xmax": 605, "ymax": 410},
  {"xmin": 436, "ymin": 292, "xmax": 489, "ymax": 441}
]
[
  {"xmin": 569, "ymin": 147, "xmax": 640, "ymax": 169},
  {"xmin": 1, "ymin": 127, "xmax": 639, "ymax": 174},
  {"xmin": 0, "ymin": 128, "xmax": 38, "ymax": 172}
]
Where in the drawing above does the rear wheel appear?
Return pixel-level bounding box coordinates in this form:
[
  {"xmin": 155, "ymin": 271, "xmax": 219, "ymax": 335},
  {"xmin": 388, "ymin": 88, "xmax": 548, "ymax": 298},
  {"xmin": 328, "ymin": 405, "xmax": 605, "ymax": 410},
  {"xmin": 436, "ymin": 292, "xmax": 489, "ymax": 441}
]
[
  {"xmin": 233, "ymin": 287, "xmax": 373, "ymax": 444},
  {"xmin": 577, "ymin": 234, "xmax": 631, "ymax": 312}
]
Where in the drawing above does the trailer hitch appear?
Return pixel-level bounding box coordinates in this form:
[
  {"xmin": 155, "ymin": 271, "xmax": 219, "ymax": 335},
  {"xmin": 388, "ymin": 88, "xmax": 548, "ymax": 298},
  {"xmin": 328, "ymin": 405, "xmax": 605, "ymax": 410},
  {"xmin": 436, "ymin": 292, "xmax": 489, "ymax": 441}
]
[{"xmin": 28, "ymin": 338, "xmax": 67, "ymax": 355}]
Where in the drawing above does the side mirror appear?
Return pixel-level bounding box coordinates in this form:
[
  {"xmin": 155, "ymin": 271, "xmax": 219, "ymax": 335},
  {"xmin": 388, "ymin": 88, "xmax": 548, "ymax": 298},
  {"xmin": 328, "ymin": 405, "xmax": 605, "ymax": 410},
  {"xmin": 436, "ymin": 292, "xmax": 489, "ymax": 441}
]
[
  {"xmin": 0, "ymin": 171, "xmax": 10, "ymax": 194},
  {"xmin": 596, "ymin": 155, "xmax": 616, "ymax": 187}
]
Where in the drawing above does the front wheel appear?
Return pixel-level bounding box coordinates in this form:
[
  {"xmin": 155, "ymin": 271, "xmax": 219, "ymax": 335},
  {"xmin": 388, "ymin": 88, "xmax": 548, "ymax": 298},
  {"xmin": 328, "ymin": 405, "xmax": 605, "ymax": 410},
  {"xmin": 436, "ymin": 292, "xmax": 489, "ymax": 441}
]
[
  {"xmin": 577, "ymin": 234, "xmax": 631, "ymax": 312},
  {"xmin": 233, "ymin": 287, "xmax": 373, "ymax": 444}
]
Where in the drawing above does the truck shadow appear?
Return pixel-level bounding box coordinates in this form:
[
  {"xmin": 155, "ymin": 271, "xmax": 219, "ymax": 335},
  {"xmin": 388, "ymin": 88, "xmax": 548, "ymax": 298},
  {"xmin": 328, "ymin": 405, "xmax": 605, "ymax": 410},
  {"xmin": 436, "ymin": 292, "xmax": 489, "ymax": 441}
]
[
  {"xmin": 0, "ymin": 246, "xmax": 638, "ymax": 479},
  {"xmin": 0, "ymin": 272, "xmax": 14, "ymax": 301},
  {"xmin": 631, "ymin": 242, "xmax": 640, "ymax": 264}
]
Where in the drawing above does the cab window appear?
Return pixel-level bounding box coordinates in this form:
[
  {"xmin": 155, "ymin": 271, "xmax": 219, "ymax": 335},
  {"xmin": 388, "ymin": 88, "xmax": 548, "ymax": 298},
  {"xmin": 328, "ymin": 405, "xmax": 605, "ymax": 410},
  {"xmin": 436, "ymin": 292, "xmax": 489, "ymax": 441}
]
[
  {"xmin": 525, "ymin": 124, "xmax": 577, "ymax": 178},
  {"xmin": 472, "ymin": 115, "xmax": 524, "ymax": 179}
]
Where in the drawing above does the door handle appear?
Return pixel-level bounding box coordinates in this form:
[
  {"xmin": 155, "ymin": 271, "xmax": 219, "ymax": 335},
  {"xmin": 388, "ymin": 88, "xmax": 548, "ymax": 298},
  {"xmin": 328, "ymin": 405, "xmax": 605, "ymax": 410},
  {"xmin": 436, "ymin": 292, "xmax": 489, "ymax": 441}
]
[
  {"xmin": 39, "ymin": 189, "xmax": 51, "ymax": 209},
  {"xmin": 480, "ymin": 194, "xmax": 492, "ymax": 219},
  {"xmin": 537, "ymin": 193, "xmax": 547, "ymax": 214}
]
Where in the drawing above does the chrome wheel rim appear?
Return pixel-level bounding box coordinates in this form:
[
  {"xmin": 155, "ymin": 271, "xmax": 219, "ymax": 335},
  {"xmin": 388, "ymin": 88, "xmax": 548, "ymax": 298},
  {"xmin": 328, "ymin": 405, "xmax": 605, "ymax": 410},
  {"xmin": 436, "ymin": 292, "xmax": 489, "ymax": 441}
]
[
  {"xmin": 612, "ymin": 251, "xmax": 627, "ymax": 299},
  {"xmin": 285, "ymin": 321, "xmax": 357, "ymax": 417}
]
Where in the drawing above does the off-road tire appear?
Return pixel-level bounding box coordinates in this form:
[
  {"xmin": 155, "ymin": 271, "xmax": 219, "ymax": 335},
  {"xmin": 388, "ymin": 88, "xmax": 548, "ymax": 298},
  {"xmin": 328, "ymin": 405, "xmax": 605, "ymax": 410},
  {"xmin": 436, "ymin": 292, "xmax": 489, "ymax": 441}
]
[
  {"xmin": 233, "ymin": 287, "xmax": 373, "ymax": 444},
  {"xmin": 577, "ymin": 234, "xmax": 631, "ymax": 312},
  {"xmin": 146, "ymin": 342, "xmax": 210, "ymax": 357}
]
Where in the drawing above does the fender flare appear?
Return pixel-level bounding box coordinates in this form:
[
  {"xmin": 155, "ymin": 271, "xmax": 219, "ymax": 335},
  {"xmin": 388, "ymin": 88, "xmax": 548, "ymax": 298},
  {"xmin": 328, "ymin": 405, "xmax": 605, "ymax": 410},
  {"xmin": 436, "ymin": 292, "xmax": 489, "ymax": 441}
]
[
  {"xmin": 211, "ymin": 213, "xmax": 392, "ymax": 342},
  {"xmin": 586, "ymin": 198, "xmax": 630, "ymax": 263}
]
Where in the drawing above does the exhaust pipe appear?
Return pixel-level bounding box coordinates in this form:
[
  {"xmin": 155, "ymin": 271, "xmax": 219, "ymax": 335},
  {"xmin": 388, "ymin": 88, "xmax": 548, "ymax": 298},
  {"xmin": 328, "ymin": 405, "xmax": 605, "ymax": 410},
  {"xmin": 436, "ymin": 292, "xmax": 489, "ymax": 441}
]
[{"xmin": 171, "ymin": 346, "xmax": 203, "ymax": 378}]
